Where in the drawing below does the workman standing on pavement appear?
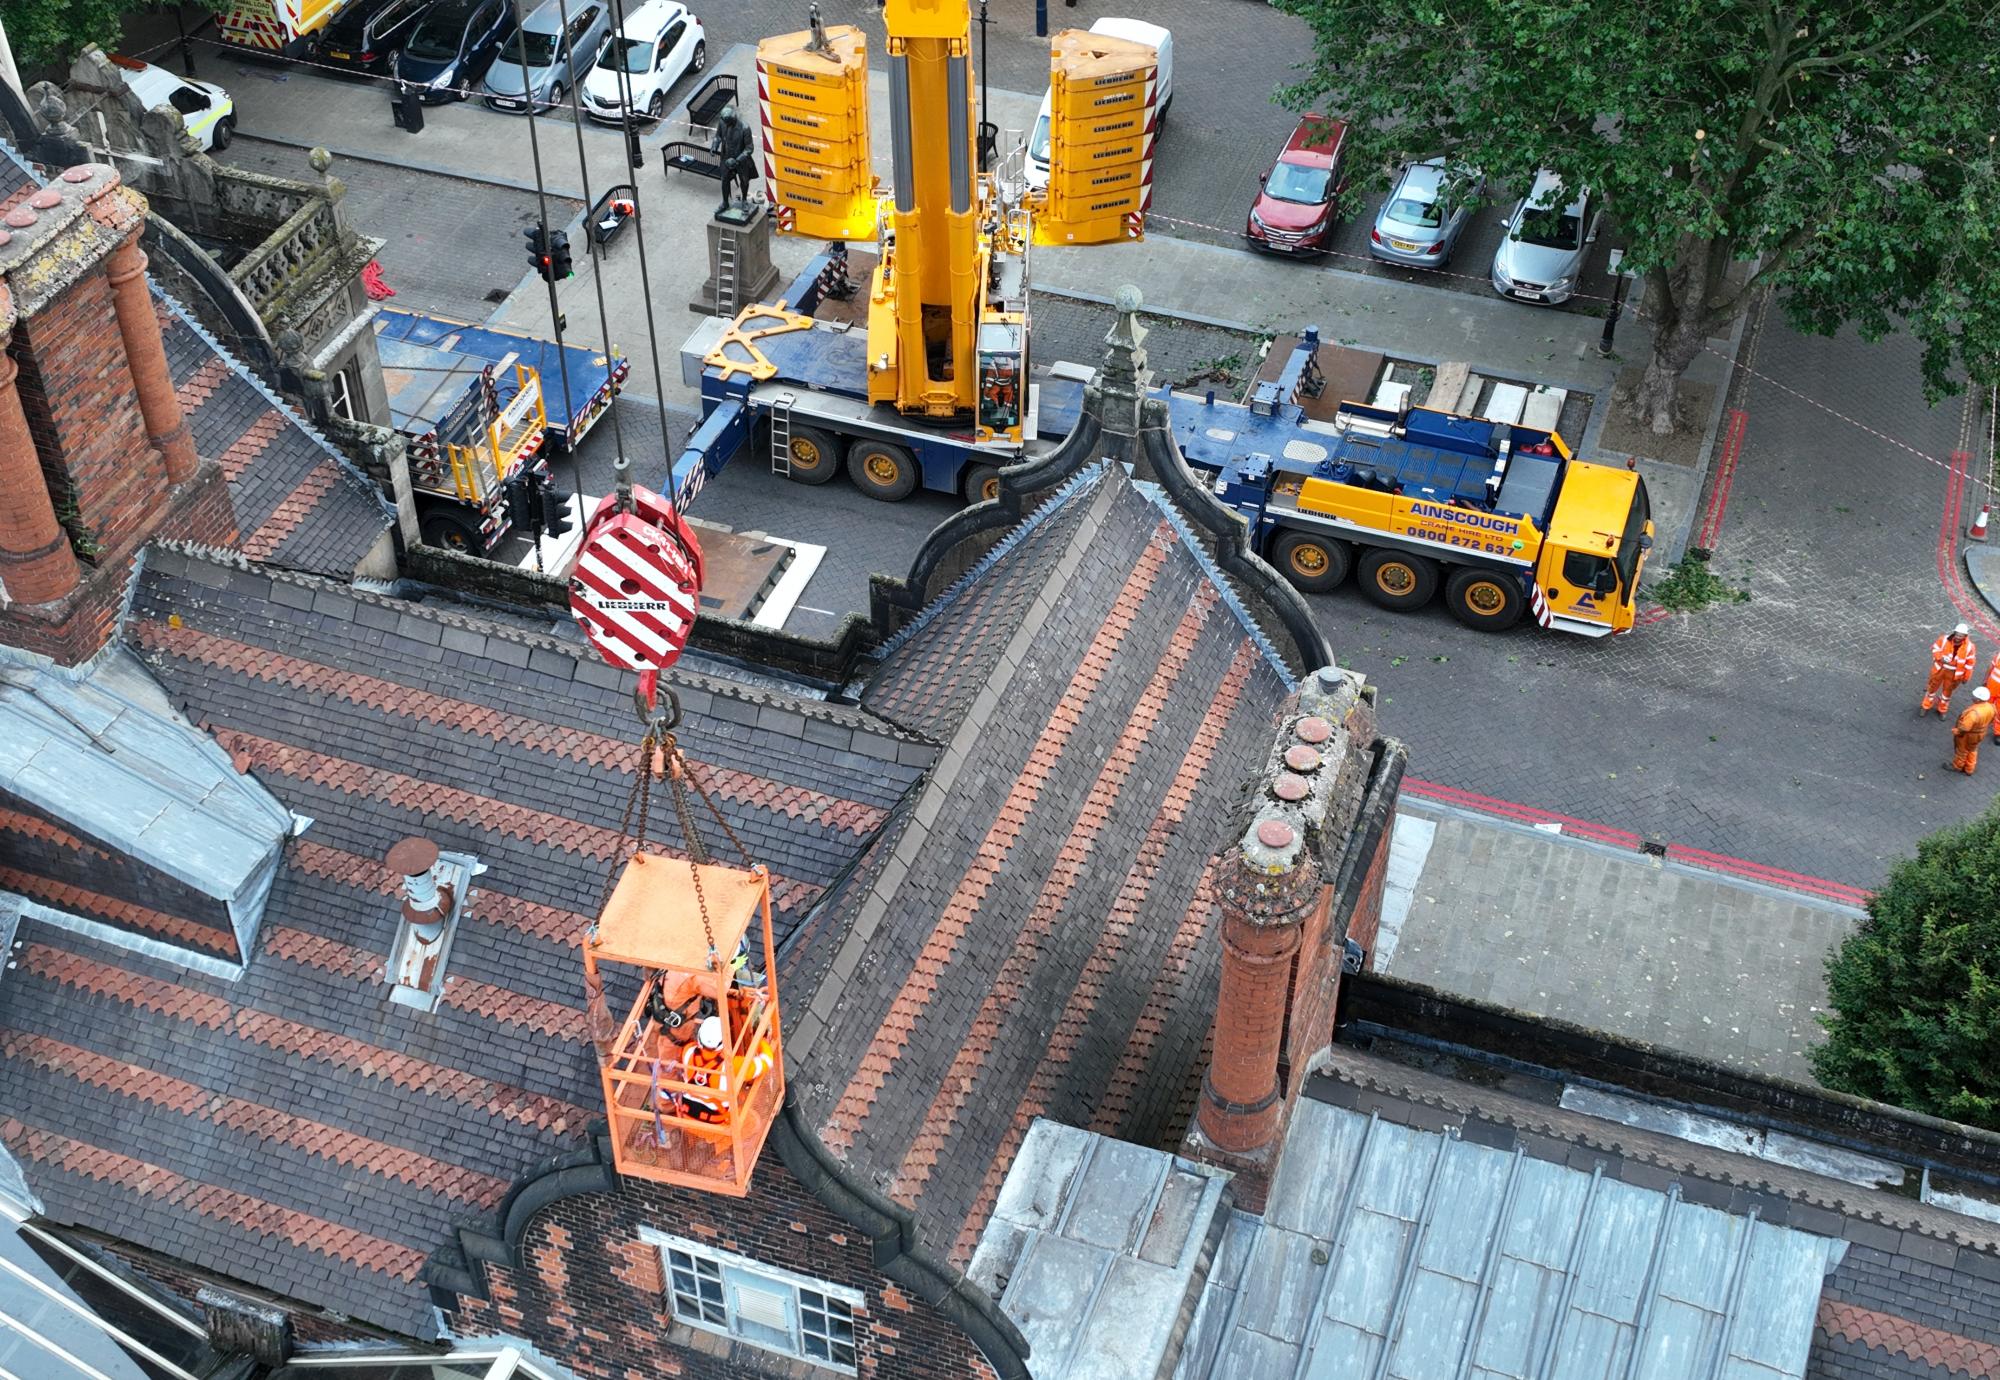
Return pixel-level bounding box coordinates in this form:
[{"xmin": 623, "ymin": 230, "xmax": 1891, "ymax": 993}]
[
  {"xmin": 1950, "ymin": 686, "xmax": 1997, "ymax": 774},
  {"xmin": 1982, "ymin": 650, "xmax": 2000, "ymax": 739},
  {"xmin": 1923, "ymin": 623, "xmax": 1978, "ymax": 716}
]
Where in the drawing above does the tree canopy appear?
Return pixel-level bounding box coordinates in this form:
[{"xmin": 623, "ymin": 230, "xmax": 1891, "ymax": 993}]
[
  {"xmin": 1, "ymin": 0, "xmax": 225, "ymax": 73},
  {"xmin": 1811, "ymin": 804, "xmax": 2000, "ymax": 1130},
  {"xmin": 1277, "ymin": 0, "xmax": 2000, "ymax": 432}
]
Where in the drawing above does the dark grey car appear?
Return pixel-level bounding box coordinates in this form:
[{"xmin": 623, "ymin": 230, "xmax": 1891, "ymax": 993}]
[
  {"xmin": 482, "ymin": 0, "xmax": 610, "ymax": 112},
  {"xmin": 1369, "ymin": 159, "xmax": 1482, "ymax": 268}
]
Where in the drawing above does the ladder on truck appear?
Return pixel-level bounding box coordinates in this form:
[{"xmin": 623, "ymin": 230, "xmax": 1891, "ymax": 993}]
[
  {"xmin": 715, "ymin": 231, "xmax": 739, "ymax": 316},
  {"xmin": 769, "ymin": 392, "xmax": 795, "ymax": 476}
]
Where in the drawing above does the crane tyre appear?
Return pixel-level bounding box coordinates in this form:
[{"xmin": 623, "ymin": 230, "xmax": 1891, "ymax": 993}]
[
  {"xmin": 1445, "ymin": 567, "xmax": 1525, "ymax": 631},
  {"xmin": 780, "ymin": 425, "xmax": 842, "ymax": 485},
  {"xmin": 848, "ymin": 439, "xmax": 919, "ymax": 501},
  {"xmin": 963, "ymin": 464, "xmax": 1002, "ymax": 504},
  {"xmin": 1357, "ymin": 547, "xmax": 1439, "ymax": 610},
  {"xmin": 420, "ymin": 508, "xmax": 484, "ymax": 553},
  {"xmin": 1270, "ymin": 529, "xmax": 1351, "ymax": 593}
]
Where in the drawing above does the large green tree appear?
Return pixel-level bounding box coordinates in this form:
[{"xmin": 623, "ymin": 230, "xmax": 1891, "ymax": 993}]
[
  {"xmin": 1, "ymin": 0, "xmax": 226, "ymax": 73},
  {"xmin": 1278, "ymin": 0, "xmax": 2000, "ymax": 434},
  {"xmin": 1811, "ymin": 805, "xmax": 2000, "ymax": 1129}
]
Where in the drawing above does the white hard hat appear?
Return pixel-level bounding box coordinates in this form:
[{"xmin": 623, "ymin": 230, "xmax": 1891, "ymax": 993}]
[
  {"xmin": 697, "ymin": 1016, "xmax": 723, "ymax": 1049},
  {"xmin": 1978, "ymin": 686, "xmax": 1992, "ymax": 701},
  {"xmin": 1956, "ymin": 623, "xmax": 1971, "ymax": 636}
]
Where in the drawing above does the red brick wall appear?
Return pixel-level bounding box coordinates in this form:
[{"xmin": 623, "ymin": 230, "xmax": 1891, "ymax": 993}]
[
  {"xmin": 1283, "ymin": 885, "xmax": 1338, "ymax": 1077},
  {"xmin": 0, "ymin": 461, "xmax": 235, "ymax": 666},
  {"xmin": 9, "ymin": 267, "xmax": 163, "ymax": 564},
  {"xmin": 450, "ymin": 1156, "xmax": 1000, "ymax": 1380}
]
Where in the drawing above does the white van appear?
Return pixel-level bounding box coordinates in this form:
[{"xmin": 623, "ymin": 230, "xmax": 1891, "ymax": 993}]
[
  {"xmin": 1025, "ymin": 17, "xmax": 1173, "ymax": 193},
  {"xmin": 110, "ymin": 54, "xmax": 237, "ymax": 152}
]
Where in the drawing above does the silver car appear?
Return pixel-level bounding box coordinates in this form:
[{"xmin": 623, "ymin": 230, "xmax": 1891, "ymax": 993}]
[
  {"xmin": 482, "ymin": 0, "xmax": 609, "ymax": 112},
  {"xmin": 1491, "ymin": 170, "xmax": 1600, "ymax": 305},
  {"xmin": 1369, "ymin": 159, "xmax": 1481, "ymax": 268}
]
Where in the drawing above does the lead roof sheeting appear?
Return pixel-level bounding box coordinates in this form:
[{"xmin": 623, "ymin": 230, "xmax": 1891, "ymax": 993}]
[
  {"xmin": 0, "ymin": 649, "xmax": 291, "ymax": 901},
  {"xmin": 1204, "ymin": 1098, "xmax": 1844, "ymax": 1380}
]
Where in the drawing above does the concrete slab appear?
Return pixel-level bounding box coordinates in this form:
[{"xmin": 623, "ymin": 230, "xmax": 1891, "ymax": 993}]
[{"xmin": 1380, "ymin": 805, "xmax": 1861, "ymax": 1086}]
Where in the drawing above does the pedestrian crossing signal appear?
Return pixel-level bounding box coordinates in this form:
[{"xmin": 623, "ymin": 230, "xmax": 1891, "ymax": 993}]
[{"xmin": 549, "ymin": 230, "xmax": 574, "ymax": 281}]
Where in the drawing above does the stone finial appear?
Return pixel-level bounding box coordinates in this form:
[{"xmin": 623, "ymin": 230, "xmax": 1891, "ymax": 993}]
[
  {"xmin": 309, "ymin": 147, "xmax": 333, "ymax": 175},
  {"xmin": 1096, "ymin": 283, "xmax": 1151, "ymax": 438}
]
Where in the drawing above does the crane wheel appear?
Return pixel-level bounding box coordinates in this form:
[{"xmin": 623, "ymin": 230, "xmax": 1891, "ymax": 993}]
[
  {"xmin": 963, "ymin": 464, "xmax": 1002, "ymax": 504},
  {"xmin": 782, "ymin": 425, "xmax": 842, "ymax": 485},
  {"xmin": 1445, "ymin": 568, "xmax": 1524, "ymax": 631},
  {"xmin": 420, "ymin": 508, "xmax": 484, "ymax": 553},
  {"xmin": 1270, "ymin": 530, "xmax": 1350, "ymax": 593},
  {"xmin": 848, "ymin": 440, "xmax": 919, "ymax": 501},
  {"xmin": 1357, "ymin": 548, "xmax": 1439, "ymax": 610}
]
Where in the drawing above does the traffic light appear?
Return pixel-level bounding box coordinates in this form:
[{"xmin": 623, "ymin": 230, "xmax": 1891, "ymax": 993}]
[
  {"xmin": 540, "ymin": 484, "xmax": 575, "ymax": 538},
  {"xmin": 549, "ymin": 229, "xmax": 574, "ymax": 281},
  {"xmin": 523, "ymin": 225, "xmax": 552, "ymax": 281},
  {"xmin": 502, "ymin": 475, "xmax": 537, "ymax": 530}
]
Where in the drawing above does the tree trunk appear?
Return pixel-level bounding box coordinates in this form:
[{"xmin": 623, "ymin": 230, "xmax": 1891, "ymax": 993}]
[{"xmin": 1628, "ymin": 316, "xmax": 1710, "ymax": 437}]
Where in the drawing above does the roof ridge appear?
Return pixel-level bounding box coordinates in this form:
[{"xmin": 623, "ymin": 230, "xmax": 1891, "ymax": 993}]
[
  {"xmin": 869, "ymin": 463, "xmax": 1109, "ymax": 667},
  {"xmin": 1130, "ymin": 478, "xmax": 1297, "ymax": 691},
  {"xmin": 1321, "ymin": 1045, "xmax": 2000, "ymax": 1255}
]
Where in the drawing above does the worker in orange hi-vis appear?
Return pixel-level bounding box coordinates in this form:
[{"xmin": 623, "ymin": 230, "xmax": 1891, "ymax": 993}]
[
  {"xmin": 1950, "ymin": 686, "xmax": 1997, "ymax": 774},
  {"xmin": 1982, "ymin": 650, "xmax": 2000, "ymax": 740},
  {"xmin": 1922, "ymin": 623, "xmax": 1978, "ymax": 716},
  {"xmin": 680, "ymin": 1016, "xmax": 776, "ymax": 1125}
]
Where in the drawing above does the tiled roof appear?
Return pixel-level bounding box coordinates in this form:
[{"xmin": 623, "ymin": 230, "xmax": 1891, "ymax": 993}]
[
  {"xmin": 0, "ymin": 552, "xmax": 930, "ymax": 1335},
  {"xmin": 157, "ymin": 293, "xmax": 393, "ymax": 575},
  {"xmin": 793, "ymin": 468, "xmax": 1294, "ymax": 1268}
]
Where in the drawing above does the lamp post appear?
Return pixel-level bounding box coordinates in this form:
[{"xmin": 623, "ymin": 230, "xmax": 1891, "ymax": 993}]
[
  {"xmin": 1597, "ymin": 247, "xmax": 1630, "ymax": 357},
  {"xmin": 1035, "ymin": 0, "xmax": 1048, "ymax": 38}
]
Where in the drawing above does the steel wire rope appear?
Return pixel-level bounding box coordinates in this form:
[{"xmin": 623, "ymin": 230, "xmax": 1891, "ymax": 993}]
[{"xmin": 600, "ymin": 0, "xmax": 680, "ymax": 502}]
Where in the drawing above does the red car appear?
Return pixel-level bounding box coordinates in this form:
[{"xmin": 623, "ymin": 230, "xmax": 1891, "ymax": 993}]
[{"xmin": 1245, "ymin": 115, "xmax": 1350, "ymax": 255}]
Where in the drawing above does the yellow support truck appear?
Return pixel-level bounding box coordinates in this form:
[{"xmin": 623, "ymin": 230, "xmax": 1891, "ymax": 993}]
[
  {"xmin": 217, "ymin": 0, "xmax": 348, "ymax": 55},
  {"xmin": 1212, "ymin": 399, "xmax": 1655, "ymax": 635}
]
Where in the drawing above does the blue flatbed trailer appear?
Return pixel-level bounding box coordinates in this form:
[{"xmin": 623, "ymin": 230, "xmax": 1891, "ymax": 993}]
[{"xmin": 375, "ymin": 308, "xmax": 629, "ymax": 453}]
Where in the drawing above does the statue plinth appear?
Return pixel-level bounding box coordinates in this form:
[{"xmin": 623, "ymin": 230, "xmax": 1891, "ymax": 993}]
[{"xmin": 690, "ymin": 203, "xmax": 780, "ymax": 316}]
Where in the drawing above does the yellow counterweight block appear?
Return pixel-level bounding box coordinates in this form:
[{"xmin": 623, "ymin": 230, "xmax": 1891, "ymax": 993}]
[
  {"xmin": 1033, "ymin": 28, "xmax": 1157, "ymax": 246},
  {"xmin": 755, "ymin": 24, "xmax": 878, "ymax": 241}
]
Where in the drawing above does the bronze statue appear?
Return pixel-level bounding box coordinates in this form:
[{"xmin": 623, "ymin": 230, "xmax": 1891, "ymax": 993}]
[{"xmin": 713, "ymin": 103, "xmax": 756, "ymax": 214}]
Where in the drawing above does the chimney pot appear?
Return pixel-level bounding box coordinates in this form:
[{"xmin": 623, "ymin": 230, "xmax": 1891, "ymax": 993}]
[
  {"xmin": 1293, "ymin": 716, "xmax": 1332, "ymax": 745},
  {"xmin": 3, "ymin": 209, "xmax": 35, "ymax": 229},
  {"xmin": 1315, "ymin": 667, "xmax": 1343, "ymax": 691},
  {"xmin": 1273, "ymin": 773, "xmax": 1310, "ymax": 803},
  {"xmin": 386, "ymin": 835, "xmax": 440, "ymax": 883},
  {"xmin": 61, "ymin": 167, "xmax": 95, "ymax": 184},
  {"xmin": 1255, "ymin": 818, "xmax": 1296, "ymax": 850},
  {"xmin": 26, "ymin": 191, "xmax": 59, "ymax": 210},
  {"xmin": 1284, "ymin": 744, "xmax": 1322, "ymax": 773}
]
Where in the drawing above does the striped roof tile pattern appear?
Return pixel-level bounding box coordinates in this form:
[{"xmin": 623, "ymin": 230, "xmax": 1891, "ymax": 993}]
[
  {"xmin": 0, "ymin": 553, "xmax": 930, "ymax": 1335},
  {"xmin": 155, "ymin": 291, "xmax": 393, "ymax": 576},
  {"xmin": 797, "ymin": 475, "xmax": 1292, "ymax": 1264}
]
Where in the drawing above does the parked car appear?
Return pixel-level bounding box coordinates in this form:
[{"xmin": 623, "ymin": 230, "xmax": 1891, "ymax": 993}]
[
  {"xmin": 109, "ymin": 54, "xmax": 235, "ymax": 151},
  {"xmin": 396, "ymin": 0, "xmax": 514, "ymax": 100},
  {"xmin": 1243, "ymin": 115, "xmax": 1348, "ymax": 255},
  {"xmin": 1025, "ymin": 16, "xmax": 1174, "ymax": 194},
  {"xmin": 1369, "ymin": 158, "xmax": 1482, "ymax": 267},
  {"xmin": 581, "ymin": 0, "xmax": 705, "ymax": 123},
  {"xmin": 483, "ymin": 0, "xmax": 610, "ymax": 113},
  {"xmin": 316, "ymin": 0, "xmax": 435, "ymax": 74},
  {"xmin": 1491, "ymin": 170, "xmax": 1600, "ymax": 305}
]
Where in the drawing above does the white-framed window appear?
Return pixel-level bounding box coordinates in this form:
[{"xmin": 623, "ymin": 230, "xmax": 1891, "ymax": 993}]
[{"xmin": 638, "ymin": 1228, "xmax": 861, "ymax": 1372}]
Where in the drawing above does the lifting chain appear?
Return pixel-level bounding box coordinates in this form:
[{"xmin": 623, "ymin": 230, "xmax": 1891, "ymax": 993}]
[{"xmin": 599, "ymin": 684, "xmax": 760, "ymax": 967}]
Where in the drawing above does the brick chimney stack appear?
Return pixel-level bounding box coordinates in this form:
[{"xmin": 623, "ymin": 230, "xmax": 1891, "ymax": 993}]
[
  {"xmin": 1183, "ymin": 665, "xmax": 1403, "ymax": 1210},
  {"xmin": 0, "ymin": 163, "xmax": 235, "ymax": 665}
]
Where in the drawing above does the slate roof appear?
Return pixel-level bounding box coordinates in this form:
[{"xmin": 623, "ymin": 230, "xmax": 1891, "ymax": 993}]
[
  {"xmin": 790, "ymin": 465, "xmax": 1294, "ymax": 1268},
  {"xmin": 157, "ymin": 293, "xmax": 394, "ymax": 576},
  {"xmin": 0, "ymin": 551, "xmax": 931, "ymax": 1335}
]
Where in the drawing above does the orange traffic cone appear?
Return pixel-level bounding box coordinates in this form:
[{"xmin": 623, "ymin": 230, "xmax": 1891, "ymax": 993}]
[{"xmin": 1972, "ymin": 505, "xmax": 1991, "ymax": 541}]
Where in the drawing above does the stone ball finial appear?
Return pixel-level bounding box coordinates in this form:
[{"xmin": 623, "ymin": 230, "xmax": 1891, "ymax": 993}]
[
  {"xmin": 1114, "ymin": 284, "xmax": 1143, "ymax": 314},
  {"xmin": 309, "ymin": 147, "xmax": 333, "ymax": 174}
]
